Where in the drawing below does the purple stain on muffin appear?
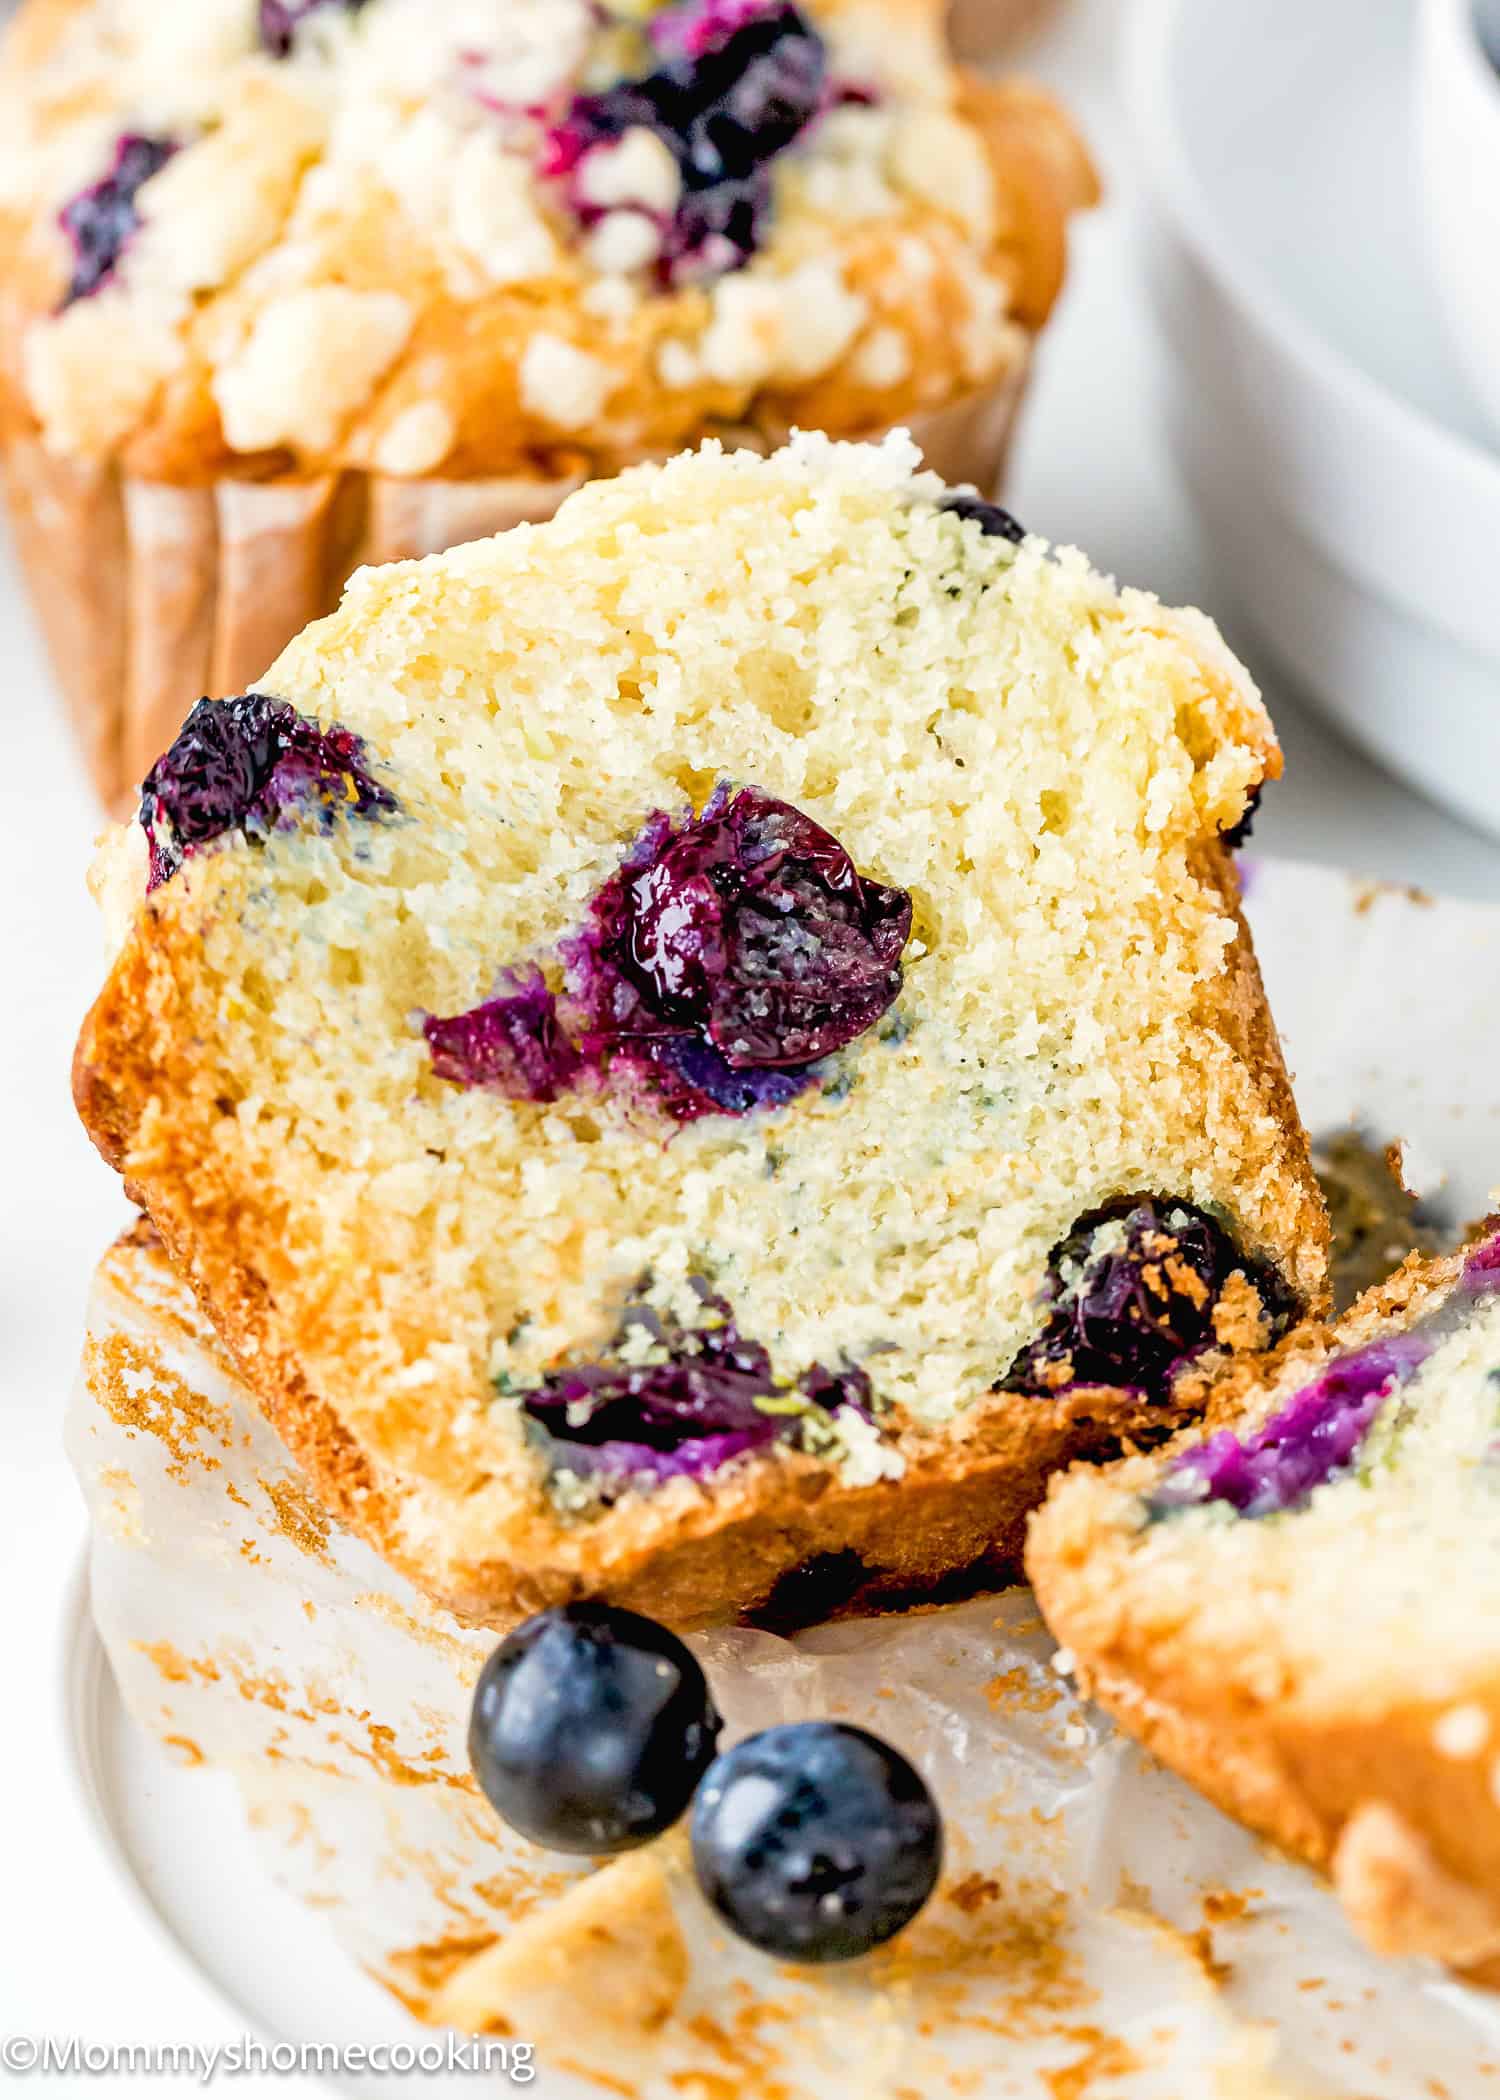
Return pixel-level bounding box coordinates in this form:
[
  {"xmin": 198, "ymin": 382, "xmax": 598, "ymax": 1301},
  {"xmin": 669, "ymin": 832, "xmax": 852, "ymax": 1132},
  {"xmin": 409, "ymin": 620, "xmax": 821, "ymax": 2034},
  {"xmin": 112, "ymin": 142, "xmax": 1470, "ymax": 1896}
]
[
  {"xmin": 58, "ymin": 134, "xmax": 176, "ymax": 307},
  {"xmin": 139, "ymin": 694, "xmax": 395, "ymax": 891},
  {"xmin": 1150, "ymin": 1335, "xmax": 1429, "ymax": 1522},
  {"xmin": 643, "ymin": 1034, "xmax": 817, "ymax": 1120},
  {"xmin": 259, "ymin": 0, "xmax": 368, "ymax": 57},
  {"xmin": 423, "ymin": 969, "xmax": 582, "ymax": 1103},
  {"xmin": 546, "ymin": 1, "xmax": 829, "ymax": 283},
  {"xmin": 1151, "ymin": 1227, "xmax": 1500, "ymax": 1519},
  {"xmin": 1000, "ymin": 1198, "xmax": 1292, "ymax": 1405},
  {"xmin": 516, "ymin": 1282, "xmax": 874, "ymax": 1490},
  {"xmin": 563, "ymin": 784, "xmax": 912, "ymax": 1121},
  {"xmin": 1464, "ymin": 1229, "xmax": 1500, "ymax": 1288}
]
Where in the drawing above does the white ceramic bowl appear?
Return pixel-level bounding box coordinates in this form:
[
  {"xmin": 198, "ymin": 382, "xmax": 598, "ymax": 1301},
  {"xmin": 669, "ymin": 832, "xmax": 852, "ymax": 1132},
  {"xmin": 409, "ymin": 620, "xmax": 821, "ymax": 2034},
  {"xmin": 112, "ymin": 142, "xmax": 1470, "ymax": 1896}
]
[
  {"xmin": 1128, "ymin": 0, "xmax": 1500, "ymax": 844},
  {"xmin": 1420, "ymin": 0, "xmax": 1500, "ymax": 443}
]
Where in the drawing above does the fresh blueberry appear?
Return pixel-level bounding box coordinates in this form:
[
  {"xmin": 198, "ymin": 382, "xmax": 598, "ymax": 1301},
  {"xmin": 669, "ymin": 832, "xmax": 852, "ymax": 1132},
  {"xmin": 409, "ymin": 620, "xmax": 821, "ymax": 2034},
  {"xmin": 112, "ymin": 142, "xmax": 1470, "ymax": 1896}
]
[
  {"xmin": 519, "ymin": 1282, "xmax": 873, "ymax": 1487},
  {"xmin": 563, "ymin": 784, "xmax": 911, "ymax": 1121},
  {"xmin": 547, "ymin": 1, "xmax": 828, "ymax": 284},
  {"xmin": 690, "ymin": 1721, "xmax": 942, "ymax": 1962},
  {"xmin": 1000, "ymin": 1197, "xmax": 1293, "ymax": 1403},
  {"xmin": 468, "ymin": 1603, "xmax": 722, "ymax": 1854},
  {"xmin": 139, "ymin": 693, "xmax": 395, "ymax": 890},
  {"xmin": 58, "ymin": 135, "xmax": 176, "ymax": 307},
  {"xmin": 937, "ymin": 494, "xmax": 1026, "ymax": 544},
  {"xmin": 259, "ymin": 0, "xmax": 368, "ymax": 57}
]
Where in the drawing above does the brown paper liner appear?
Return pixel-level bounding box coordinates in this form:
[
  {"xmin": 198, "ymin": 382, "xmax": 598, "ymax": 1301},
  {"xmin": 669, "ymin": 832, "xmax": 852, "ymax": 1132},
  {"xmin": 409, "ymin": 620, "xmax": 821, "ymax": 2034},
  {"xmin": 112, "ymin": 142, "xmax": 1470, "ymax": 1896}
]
[
  {"xmin": 4, "ymin": 357, "xmax": 1029, "ymax": 813},
  {"xmin": 947, "ymin": 0, "xmax": 1062, "ymax": 64}
]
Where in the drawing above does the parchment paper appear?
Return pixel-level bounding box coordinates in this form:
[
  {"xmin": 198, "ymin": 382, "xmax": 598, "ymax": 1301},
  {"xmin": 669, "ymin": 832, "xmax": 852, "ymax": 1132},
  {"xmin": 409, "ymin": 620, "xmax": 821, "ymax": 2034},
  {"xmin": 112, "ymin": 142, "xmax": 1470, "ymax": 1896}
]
[{"xmin": 67, "ymin": 859, "xmax": 1500, "ymax": 2098}]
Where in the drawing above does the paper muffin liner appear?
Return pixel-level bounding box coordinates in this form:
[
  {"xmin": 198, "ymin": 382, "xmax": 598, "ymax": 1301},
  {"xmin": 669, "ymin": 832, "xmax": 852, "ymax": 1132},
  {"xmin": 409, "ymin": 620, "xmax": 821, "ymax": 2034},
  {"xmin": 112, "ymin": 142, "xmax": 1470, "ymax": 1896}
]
[
  {"xmin": 4, "ymin": 364, "xmax": 1028, "ymax": 817},
  {"xmin": 947, "ymin": 0, "xmax": 1062, "ymax": 63}
]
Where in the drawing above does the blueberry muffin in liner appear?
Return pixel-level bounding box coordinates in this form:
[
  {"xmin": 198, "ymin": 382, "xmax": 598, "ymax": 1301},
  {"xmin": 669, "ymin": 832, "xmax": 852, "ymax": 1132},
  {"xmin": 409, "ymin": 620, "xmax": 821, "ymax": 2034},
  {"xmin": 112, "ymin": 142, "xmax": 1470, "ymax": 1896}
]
[
  {"xmin": 0, "ymin": 0, "xmax": 1095, "ymax": 810},
  {"xmin": 1029, "ymin": 1222, "xmax": 1500, "ymax": 1976},
  {"xmin": 73, "ymin": 431, "xmax": 1326, "ymax": 1629}
]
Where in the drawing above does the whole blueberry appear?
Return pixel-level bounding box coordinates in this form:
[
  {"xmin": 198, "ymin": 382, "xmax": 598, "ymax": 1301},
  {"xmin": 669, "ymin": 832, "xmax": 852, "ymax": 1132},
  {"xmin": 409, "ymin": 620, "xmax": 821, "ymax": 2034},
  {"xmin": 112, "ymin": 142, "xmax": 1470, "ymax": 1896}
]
[
  {"xmin": 938, "ymin": 493, "xmax": 1026, "ymax": 543},
  {"xmin": 468, "ymin": 1603, "xmax": 722, "ymax": 1854},
  {"xmin": 690, "ymin": 1721, "xmax": 942, "ymax": 1961}
]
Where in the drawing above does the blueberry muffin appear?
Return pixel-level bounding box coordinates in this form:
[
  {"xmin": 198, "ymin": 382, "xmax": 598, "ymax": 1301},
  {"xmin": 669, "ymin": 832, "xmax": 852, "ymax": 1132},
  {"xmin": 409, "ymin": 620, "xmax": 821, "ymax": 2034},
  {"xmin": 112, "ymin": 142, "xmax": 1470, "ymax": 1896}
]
[
  {"xmin": 73, "ymin": 432, "xmax": 1325, "ymax": 1628},
  {"xmin": 0, "ymin": 0, "xmax": 1094, "ymax": 809},
  {"xmin": 1029, "ymin": 1225, "xmax": 1500, "ymax": 1970}
]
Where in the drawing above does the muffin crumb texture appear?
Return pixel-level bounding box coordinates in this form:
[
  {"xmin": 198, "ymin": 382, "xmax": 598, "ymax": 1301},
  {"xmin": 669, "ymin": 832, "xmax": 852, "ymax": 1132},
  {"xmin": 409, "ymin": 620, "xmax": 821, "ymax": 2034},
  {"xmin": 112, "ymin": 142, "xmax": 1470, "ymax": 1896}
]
[{"xmin": 76, "ymin": 434, "xmax": 1323, "ymax": 1618}]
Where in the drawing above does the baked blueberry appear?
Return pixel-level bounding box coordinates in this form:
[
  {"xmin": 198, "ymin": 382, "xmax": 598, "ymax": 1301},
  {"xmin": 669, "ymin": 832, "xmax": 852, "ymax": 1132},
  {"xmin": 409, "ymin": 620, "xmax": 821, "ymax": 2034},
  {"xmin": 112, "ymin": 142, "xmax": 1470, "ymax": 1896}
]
[
  {"xmin": 1001, "ymin": 1197, "xmax": 1292, "ymax": 1403},
  {"xmin": 1151, "ymin": 1238, "xmax": 1500, "ymax": 1519},
  {"xmin": 564, "ymin": 784, "xmax": 911, "ymax": 1121},
  {"xmin": 690, "ymin": 1720, "xmax": 942, "ymax": 1961},
  {"xmin": 1149, "ymin": 1336, "xmax": 1425, "ymax": 1521},
  {"xmin": 424, "ymin": 968, "xmax": 582, "ymax": 1102},
  {"xmin": 139, "ymin": 694, "xmax": 395, "ymax": 890},
  {"xmin": 519, "ymin": 1283, "xmax": 874, "ymax": 1487},
  {"xmin": 548, "ymin": 1, "xmax": 828, "ymax": 283},
  {"xmin": 468, "ymin": 1602, "xmax": 722, "ymax": 1853},
  {"xmin": 58, "ymin": 135, "xmax": 176, "ymax": 307}
]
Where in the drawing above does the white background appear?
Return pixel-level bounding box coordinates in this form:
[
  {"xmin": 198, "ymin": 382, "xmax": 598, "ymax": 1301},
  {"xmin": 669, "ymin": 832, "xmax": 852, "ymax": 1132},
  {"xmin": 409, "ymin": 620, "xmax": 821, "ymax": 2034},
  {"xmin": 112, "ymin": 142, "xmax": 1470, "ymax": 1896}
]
[{"xmin": 1, "ymin": 1, "xmax": 1497, "ymax": 2092}]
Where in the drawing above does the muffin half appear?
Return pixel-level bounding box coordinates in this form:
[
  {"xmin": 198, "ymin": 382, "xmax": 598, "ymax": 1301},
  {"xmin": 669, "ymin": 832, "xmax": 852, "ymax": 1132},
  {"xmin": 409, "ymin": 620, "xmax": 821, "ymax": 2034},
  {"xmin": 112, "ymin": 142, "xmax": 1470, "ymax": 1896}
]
[
  {"xmin": 74, "ymin": 432, "xmax": 1326, "ymax": 1626},
  {"xmin": 1029, "ymin": 1224, "xmax": 1500, "ymax": 1970}
]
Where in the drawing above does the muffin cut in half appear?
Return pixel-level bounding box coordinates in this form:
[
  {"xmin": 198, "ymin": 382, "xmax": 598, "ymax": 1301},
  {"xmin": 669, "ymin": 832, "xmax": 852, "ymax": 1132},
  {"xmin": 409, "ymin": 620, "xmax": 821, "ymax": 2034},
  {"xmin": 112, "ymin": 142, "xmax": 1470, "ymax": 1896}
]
[
  {"xmin": 0, "ymin": 0, "xmax": 1094, "ymax": 807},
  {"xmin": 1028, "ymin": 1223, "xmax": 1500, "ymax": 1971},
  {"xmin": 74, "ymin": 432, "xmax": 1326, "ymax": 1627}
]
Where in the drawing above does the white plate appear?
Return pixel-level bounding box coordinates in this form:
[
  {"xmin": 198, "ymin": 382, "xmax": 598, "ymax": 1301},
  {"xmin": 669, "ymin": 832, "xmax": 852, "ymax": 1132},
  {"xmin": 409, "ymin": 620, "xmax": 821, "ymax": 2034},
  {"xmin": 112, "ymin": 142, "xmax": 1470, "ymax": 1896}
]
[{"xmin": 1129, "ymin": 0, "xmax": 1500, "ymax": 841}]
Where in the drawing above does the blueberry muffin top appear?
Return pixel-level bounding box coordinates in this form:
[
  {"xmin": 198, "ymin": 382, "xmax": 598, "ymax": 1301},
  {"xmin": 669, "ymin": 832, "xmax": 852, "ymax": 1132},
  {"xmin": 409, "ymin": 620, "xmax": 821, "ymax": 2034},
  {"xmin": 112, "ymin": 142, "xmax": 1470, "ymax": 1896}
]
[{"xmin": 0, "ymin": 0, "xmax": 1094, "ymax": 478}]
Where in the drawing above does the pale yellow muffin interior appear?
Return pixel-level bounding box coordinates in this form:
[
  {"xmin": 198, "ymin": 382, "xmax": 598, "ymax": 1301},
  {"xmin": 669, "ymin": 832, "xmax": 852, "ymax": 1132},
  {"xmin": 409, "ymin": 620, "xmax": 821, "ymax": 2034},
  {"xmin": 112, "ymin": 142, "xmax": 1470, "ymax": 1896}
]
[{"xmin": 89, "ymin": 432, "xmax": 1322, "ymax": 1569}]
